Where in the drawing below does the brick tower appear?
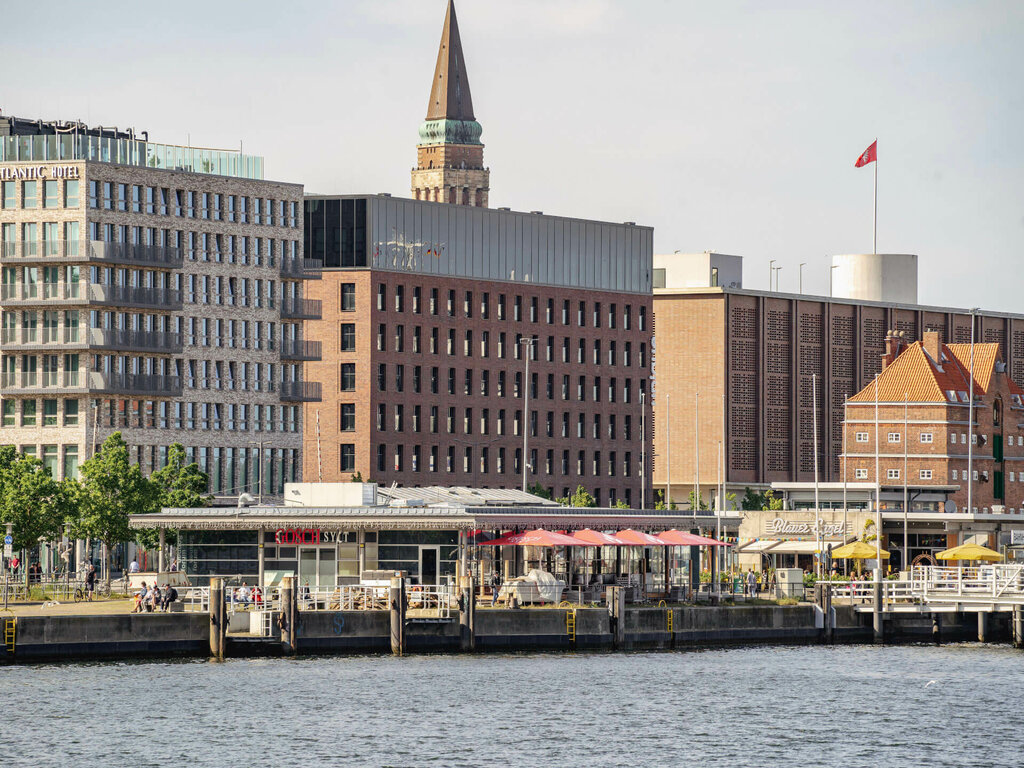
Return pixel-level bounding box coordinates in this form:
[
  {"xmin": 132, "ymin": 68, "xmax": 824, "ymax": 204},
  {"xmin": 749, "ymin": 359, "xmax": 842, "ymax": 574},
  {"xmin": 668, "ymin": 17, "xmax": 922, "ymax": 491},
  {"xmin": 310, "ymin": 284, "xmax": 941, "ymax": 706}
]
[{"xmin": 411, "ymin": 0, "xmax": 490, "ymax": 207}]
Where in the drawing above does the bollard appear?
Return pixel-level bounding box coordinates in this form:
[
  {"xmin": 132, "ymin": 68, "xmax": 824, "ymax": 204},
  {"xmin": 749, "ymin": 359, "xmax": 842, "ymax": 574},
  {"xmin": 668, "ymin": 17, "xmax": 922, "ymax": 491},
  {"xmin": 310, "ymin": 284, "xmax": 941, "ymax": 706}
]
[
  {"xmin": 606, "ymin": 585, "xmax": 626, "ymax": 650},
  {"xmin": 932, "ymin": 615, "xmax": 941, "ymax": 644},
  {"xmin": 280, "ymin": 576, "xmax": 296, "ymax": 654},
  {"xmin": 209, "ymin": 577, "xmax": 225, "ymax": 659},
  {"xmin": 1013, "ymin": 609, "xmax": 1023, "ymax": 649},
  {"xmin": 872, "ymin": 578, "xmax": 884, "ymax": 643},
  {"xmin": 390, "ymin": 575, "xmax": 406, "ymax": 656},
  {"xmin": 978, "ymin": 612, "xmax": 988, "ymax": 643},
  {"xmin": 460, "ymin": 576, "xmax": 475, "ymax": 652}
]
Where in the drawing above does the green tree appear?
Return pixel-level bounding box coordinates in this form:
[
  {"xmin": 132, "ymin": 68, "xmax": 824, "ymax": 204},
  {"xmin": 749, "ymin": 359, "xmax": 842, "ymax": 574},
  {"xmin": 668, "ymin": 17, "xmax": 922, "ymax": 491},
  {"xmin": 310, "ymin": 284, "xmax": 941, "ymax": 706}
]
[
  {"xmin": 740, "ymin": 487, "xmax": 784, "ymax": 511},
  {"xmin": 0, "ymin": 447, "xmax": 66, "ymax": 567},
  {"xmin": 654, "ymin": 489, "xmax": 678, "ymax": 510},
  {"xmin": 71, "ymin": 433, "xmax": 159, "ymax": 587},
  {"xmin": 558, "ymin": 485, "xmax": 596, "ymax": 508},
  {"xmin": 612, "ymin": 499, "xmax": 630, "ymax": 509},
  {"xmin": 685, "ymin": 491, "xmax": 706, "ymax": 512},
  {"xmin": 526, "ymin": 481, "xmax": 553, "ymax": 500},
  {"xmin": 138, "ymin": 443, "xmax": 210, "ymax": 550}
]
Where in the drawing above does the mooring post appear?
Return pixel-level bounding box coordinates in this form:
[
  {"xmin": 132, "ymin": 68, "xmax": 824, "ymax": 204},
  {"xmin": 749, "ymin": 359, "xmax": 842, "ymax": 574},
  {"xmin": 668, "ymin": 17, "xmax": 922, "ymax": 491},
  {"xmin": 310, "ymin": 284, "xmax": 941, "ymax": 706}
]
[
  {"xmin": 606, "ymin": 585, "xmax": 625, "ymax": 650},
  {"xmin": 390, "ymin": 574, "xmax": 406, "ymax": 656},
  {"xmin": 460, "ymin": 575, "xmax": 475, "ymax": 652},
  {"xmin": 280, "ymin": 576, "xmax": 296, "ymax": 655},
  {"xmin": 209, "ymin": 577, "xmax": 225, "ymax": 659},
  {"xmin": 1013, "ymin": 608, "xmax": 1023, "ymax": 649},
  {"xmin": 872, "ymin": 577, "xmax": 884, "ymax": 642},
  {"xmin": 978, "ymin": 611, "xmax": 988, "ymax": 643}
]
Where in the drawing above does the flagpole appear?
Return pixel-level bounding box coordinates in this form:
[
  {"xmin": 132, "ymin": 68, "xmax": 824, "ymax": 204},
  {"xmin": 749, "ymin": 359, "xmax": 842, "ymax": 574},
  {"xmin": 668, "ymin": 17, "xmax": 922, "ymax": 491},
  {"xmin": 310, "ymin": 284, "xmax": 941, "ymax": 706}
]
[{"xmin": 873, "ymin": 142, "xmax": 878, "ymax": 255}]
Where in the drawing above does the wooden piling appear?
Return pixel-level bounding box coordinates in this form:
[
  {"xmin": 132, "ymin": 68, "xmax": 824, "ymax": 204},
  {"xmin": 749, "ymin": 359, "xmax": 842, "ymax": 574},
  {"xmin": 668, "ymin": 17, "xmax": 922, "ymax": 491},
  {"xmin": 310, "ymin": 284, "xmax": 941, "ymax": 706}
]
[
  {"xmin": 280, "ymin": 576, "xmax": 296, "ymax": 654},
  {"xmin": 460, "ymin": 576, "xmax": 475, "ymax": 652},
  {"xmin": 978, "ymin": 611, "xmax": 988, "ymax": 643},
  {"xmin": 607, "ymin": 585, "xmax": 626, "ymax": 650},
  {"xmin": 390, "ymin": 575, "xmax": 406, "ymax": 656},
  {"xmin": 1013, "ymin": 608, "xmax": 1023, "ymax": 649},
  {"xmin": 208, "ymin": 577, "xmax": 225, "ymax": 659}
]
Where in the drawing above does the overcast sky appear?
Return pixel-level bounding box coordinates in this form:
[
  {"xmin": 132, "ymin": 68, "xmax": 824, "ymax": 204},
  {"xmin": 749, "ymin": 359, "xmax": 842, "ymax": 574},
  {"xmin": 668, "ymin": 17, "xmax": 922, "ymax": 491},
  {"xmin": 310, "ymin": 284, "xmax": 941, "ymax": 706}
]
[{"xmin": 4, "ymin": 0, "xmax": 1022, "ymax": 309}]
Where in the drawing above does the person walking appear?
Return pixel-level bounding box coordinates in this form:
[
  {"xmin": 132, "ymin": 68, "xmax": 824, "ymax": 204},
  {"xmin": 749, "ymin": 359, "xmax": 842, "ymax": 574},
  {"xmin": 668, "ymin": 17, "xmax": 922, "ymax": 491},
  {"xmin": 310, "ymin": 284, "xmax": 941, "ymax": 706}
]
[
  {"xmin": 747, "ymin": 569, "xmax": 757, "ymax": 598},
  {"xmin": 490, "ymin": 570, "xmax": 502, "ymax": 607},
  {"xmin": 85, "ymin": 563, "xmax": 97, "ymax": 601}
]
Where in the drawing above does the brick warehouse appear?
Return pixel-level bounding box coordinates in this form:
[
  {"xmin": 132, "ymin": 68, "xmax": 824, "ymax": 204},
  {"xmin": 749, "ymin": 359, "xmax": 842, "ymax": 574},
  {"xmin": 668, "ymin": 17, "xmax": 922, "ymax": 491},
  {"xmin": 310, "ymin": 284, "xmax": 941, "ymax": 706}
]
[
  {"xmin": 653, "ymin": 252, "xmax": 1024, "ymax": 507},
  {"xmin": 302, "ymin": 195, "xmax": 654, "ymax": 506},
  {"xmin": 841, "ymin": 330, "xmax": 1024, "ymax": 516}
]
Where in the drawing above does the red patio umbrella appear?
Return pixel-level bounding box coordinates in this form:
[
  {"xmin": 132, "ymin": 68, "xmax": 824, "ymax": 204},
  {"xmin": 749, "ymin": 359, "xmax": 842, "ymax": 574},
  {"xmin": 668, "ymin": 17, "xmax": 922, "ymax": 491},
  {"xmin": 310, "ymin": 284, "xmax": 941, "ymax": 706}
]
[
  {"xmin": 570, "ymin": 529, "xmax": 627, "ymax": 546},
  {"xmin": 477, "ymin": 529, "xmax": 580, "ymax": 547},
  {"xmin": 614, "ymin": 529, "xmax": 669, "ymax": 546},
  {"xmin": 658, "ymin": 529, "xmax": 731, "ymax": 547}
]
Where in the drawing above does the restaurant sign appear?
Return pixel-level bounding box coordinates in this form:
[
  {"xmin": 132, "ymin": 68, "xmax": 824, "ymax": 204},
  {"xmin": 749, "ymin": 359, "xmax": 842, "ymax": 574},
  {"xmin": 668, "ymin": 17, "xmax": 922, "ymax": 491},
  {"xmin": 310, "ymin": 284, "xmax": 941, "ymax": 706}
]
[
  {"xmin": 766, "ymin": 518, "xmax": 849, "ymax": 537},
  {"xmin": 274, "ymin": 528, "xmax": 351, "ymax": 545}
]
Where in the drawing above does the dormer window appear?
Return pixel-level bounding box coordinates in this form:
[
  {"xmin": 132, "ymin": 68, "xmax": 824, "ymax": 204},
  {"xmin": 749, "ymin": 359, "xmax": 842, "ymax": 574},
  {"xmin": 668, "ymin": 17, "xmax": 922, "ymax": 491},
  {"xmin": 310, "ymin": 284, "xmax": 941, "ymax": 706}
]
[
  {"xmin": 947, "ymin": 390, "xmax": 958, "ymax": 403},
  {"xmin": 958, "ymin": 391, "xmax": 969, "ymax": 403}
]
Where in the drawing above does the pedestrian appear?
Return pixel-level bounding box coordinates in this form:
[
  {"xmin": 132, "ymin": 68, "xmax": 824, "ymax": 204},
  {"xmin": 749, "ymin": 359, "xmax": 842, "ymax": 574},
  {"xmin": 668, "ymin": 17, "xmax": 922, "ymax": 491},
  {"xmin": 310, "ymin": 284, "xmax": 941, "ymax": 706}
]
[
  {"xmin": 128, "ymin": 558, "xmax": 140, "ymax": 574},
  {"xmin": 85, "ymin": 563, "xmax": 97, "ymax": 601},
  {"xmin": 490, "ymin": 570, "xmax": 502, "ymax": 606},
  {"xmin": 747, "ymin": 569, "xmax": 757, "ymax": 597},
  {"xmin": 161, "ymin": 584, "xmax": 178, "ymax": 611},
  {"xmin": 238, "ymin": 582, "xmax": 251, "ymax": 607}
]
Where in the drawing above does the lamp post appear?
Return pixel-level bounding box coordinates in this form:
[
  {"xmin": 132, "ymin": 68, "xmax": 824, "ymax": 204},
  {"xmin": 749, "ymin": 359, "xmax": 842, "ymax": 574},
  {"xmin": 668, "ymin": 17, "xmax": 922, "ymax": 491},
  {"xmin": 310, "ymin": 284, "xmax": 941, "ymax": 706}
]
[
  {"xmin": 812, "ymin": 373, "xmax": 821, "ymax": 576},
  {"xmin": 519, "ymin": 336, "xmax": 536, "ymax": 494},
  {"xmin": 768, "ymin": 260, "xmax": 776, "ymax": 291},
  {"xmin": 966, "ymin": 308, "xmax": 979, "ymax": 529},
  {"xmin": 799, "ymin": 262, "xmax": 806, "ymax": 295},
  {"xmin": 829, "ymin": 264, "xmax": 839, "ymax": 298}
]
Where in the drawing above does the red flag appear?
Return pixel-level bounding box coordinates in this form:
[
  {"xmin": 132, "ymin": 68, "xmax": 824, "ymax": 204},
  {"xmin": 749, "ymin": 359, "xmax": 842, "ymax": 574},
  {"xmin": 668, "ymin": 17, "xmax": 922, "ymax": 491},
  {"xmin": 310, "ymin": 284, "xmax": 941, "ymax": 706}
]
[{"xmin": 855, "ymin": 140, "xmax": 877, "ymax": 168}]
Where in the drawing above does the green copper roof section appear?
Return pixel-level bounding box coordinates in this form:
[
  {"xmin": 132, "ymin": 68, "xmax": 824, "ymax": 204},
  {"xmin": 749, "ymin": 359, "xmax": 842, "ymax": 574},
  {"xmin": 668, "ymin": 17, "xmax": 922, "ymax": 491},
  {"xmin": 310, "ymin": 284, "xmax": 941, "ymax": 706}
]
[{"xmin": 418, "ymin": 118, "xmax": 483, "ymax": 146}]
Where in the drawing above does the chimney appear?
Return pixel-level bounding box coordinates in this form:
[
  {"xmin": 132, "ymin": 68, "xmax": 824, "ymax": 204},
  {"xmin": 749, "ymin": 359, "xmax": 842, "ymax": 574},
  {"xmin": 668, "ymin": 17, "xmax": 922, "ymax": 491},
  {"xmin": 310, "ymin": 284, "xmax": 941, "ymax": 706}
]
[
  {"xmin": 881, "ymin": 330, "xmax": 903, "ymax": 371},
  {"xmin": 923, "ymin": 330, "xmax": 941, "ymax": 363}
]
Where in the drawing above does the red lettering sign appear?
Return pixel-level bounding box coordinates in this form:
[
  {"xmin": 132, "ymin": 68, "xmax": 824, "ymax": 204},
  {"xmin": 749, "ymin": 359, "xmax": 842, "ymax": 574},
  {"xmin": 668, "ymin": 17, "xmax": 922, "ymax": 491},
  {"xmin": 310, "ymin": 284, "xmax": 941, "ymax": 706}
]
[{"xmin": 274, "ymin": 528, "xmax": 322, "ymax": 545}]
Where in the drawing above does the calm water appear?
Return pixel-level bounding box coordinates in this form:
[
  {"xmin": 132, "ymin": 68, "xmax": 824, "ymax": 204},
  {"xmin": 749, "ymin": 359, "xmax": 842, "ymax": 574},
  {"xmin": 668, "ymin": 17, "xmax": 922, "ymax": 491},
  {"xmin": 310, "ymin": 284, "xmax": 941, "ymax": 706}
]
[{"xmin": 3, "ymin": 644, "xmax": 1023, "ymax": 767}]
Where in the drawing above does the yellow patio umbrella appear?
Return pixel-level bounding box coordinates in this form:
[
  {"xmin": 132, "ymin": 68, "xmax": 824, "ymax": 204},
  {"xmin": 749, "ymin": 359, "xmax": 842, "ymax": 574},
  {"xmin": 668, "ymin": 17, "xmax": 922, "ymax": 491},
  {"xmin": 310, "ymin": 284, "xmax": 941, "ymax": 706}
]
[
  {"xmin": 829, "ymin": 540, "xmax": 890, "ymax": 560},
  {"xmin": 935, "ymin": 542, "xmax": 1002, "ymax": 562}
]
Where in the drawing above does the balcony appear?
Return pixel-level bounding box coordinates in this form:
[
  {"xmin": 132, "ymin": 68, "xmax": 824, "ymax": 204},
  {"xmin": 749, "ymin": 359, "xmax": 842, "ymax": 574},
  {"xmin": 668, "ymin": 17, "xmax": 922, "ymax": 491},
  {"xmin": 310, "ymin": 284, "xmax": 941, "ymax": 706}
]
[
  {"xmin": 90, "ymin": 328, "xmax": 183, "ymax": 354},
  {"xmin": 280, "ymin": 297, "xmax": 322, "ymax": 320},
  {"xmin": 0, "ymin": 370, "xmax": 87, "ymax": 394},
  {"xmin": 280, "ymin": 339, "xmax": 323, "ymax": 361},
  {"xmin": 89, "ymin": 284, "xmax": 183, "ymax": 311},
  {"xmin": 0, "ymin": 326, "xmax": 88, "ymax": 350},
  {"xmin": 279, "ymin": 380, "xmax": 322, "ymax": 402},
  {"xmin": 0, "ymin": 282, "xmax": 84, "ymax": 306},
  {"xmin": 280, "ymin": 257, "xmax": 323, "ymax": 279},
  {"xmin": 88, "ymin": 372, "xmax": 183, "ymax": 397},
  {"xmin": 88, "ymin": 241, "xmax": 184, "ymax": 269},
  {"xmin": 1, "ymin": 240, "xmax": 85, "ymax": 262}
]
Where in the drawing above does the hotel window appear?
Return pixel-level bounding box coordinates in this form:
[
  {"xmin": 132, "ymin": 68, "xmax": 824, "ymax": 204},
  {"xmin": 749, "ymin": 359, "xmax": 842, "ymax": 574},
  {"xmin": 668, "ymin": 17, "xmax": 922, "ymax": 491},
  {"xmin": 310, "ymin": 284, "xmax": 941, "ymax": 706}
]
[
  {"xmin": 920, "ymin": 433, "xmax": 933, "ymax": 443},
  {"xmin": 973, "ymin": 470, "xmax": 979, "ymax": 481},
  {"xmin": 887, "ymin": 469, "xmax": 900, "ymax": 479},
  {"xmin": 340, "ymin": 445, "xmax": 355, "ymax": 472},
  {"xmin": 395, "ymin": 285, "xmax": 404, "ymax": 312},
  {"xmin": 340, "ymin": 403, "xmax": 355, "ymax": 431},
  {"xmin": 23, "ymin": 180, "xmax": 38, "ymax": 208},
  {"xmin": 952, "ymin": 470, "xmax": 958, "ymax": 480},
  {"xmin": 376, "ymin": 445, "xmax": 386, "ymax": 473},
  {"xmin": 340, "ymin": 363, "xmax": 356, "ymax": 391},
  {"xmin": 514, "ymin": 296, "xmax": 522, "ymax": 322},
  {"xmin": 561, "ymin": 300, "xmax": 569, "ymax": 325},
  {"xmin": 481, "ymin": 292, "xmax": 489, "ymax": 319},
  {"xmin": 498, "ymin": 294, "xmax": 506, "ymax": 320},
  {"xmin": 1011, "ymin": 472, "xmax": 1016, "ymax": 483},
  {"xmin": 530, "ymin": 296, "xmax": 537, "ymax": 323},
  {"xmin": 447, "ymin": 290, "xmax": 455, "ymax": 317},
  {"xmin": 855, "ymin": 468, "xmax": 868, "ymax": 479},
  {"xmin": 2, "ymin": 181, "xmax": 15, "ymax": 208},
  {"xmin": 43, "ymin": 399, "xmax": 58, "ymax": 426},
  {"xmin": 920, "ymin": 469, "xmax": 933, "ymax": 480},
  {"xmin": 377, "ymin": 283, "xmax": 386, "ymax": 311},
  {"xmin": 464, "ymin": 291, "xmax": 472, "ymax": 318},
  {"xmin": 412, "ymin": 286, "xmax": 421, "ymax": 314},
  {"xmin": 44, "ymin": 180, "xmax": 59, "ymax": 208}
]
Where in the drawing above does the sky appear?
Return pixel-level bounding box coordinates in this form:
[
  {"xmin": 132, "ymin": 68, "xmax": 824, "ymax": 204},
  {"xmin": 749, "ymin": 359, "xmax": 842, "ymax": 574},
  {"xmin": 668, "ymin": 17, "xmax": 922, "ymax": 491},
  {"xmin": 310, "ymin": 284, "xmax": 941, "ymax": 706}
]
[{"xmin": 4, "ymin": 0, "xmax": 1023, "ymax": 310}]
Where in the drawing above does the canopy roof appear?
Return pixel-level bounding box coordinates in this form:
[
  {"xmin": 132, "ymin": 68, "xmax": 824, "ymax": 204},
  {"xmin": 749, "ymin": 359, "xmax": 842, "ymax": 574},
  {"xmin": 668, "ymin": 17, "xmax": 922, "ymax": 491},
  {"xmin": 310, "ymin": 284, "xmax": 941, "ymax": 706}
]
[
  {"xmin": 570, "ymin": 529, "xmax": 626, "ymax": 546},
  {"xmin": 477, "ymin": 529, "xmax": 579, "ymax": 547},
  {"xmin": 658, "ymin": 529, "xmax": 730, "ymax": 547},
  {"xmin": 615, "ymin": 529, "xmax": 668, "ymax": 546}
]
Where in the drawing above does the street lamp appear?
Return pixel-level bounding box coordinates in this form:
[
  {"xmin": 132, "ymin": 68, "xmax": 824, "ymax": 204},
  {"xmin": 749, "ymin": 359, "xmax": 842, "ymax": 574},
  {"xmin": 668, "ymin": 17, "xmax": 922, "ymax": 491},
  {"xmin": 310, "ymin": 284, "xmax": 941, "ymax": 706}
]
[
  {"xmin": 519, "ymin": 336, "xmax": 536, "ymax": 494},
  {"xmin": 768, "ymin": 260, "xmax": 776, "ymax": 291},
  {"xmin": 799, "ymin": 262, "xmax": 806, "ymax": 294}
]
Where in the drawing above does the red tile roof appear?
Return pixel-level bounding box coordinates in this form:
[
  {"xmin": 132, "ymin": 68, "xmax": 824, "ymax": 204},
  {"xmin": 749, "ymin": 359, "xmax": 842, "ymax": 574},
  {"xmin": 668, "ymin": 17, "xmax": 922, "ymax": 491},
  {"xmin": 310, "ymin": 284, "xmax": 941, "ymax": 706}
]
[{"xmin": 848, "ymin": 340, "xmax": 1024, "ymax": 403}]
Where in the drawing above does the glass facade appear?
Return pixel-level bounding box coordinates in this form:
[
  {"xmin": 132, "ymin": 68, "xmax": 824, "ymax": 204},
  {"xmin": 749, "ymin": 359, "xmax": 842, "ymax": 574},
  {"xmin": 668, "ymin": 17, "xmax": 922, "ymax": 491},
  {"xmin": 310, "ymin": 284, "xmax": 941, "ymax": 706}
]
[{"xmin": 304, "ymin": 198, "xmax": 367, "ymax": 268}]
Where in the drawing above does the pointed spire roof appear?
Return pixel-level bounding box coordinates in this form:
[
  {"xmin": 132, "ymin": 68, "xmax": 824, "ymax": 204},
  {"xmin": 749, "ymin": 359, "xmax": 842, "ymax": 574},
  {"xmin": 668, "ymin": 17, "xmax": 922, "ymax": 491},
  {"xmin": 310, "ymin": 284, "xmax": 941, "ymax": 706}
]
[{"xmin": 426, "ymin": 0, "xmax": 476, "ymax": 121}]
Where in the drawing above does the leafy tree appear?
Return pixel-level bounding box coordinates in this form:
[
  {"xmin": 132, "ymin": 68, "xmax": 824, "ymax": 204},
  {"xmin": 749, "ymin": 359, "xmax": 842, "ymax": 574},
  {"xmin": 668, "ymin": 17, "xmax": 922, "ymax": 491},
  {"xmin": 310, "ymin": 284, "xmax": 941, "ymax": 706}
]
[
  {"xmin": 137, "ymin": 443, "xmax": 210, "ymax": 550},
  {"xmin": 740, "ymin": 487, "xmax": 784, "ymax": 511},
  {"xmin": 526, "ymin": 481, "xmax": 553, "ymax": 500},
  {"xmin": 71, "ymin": 433, "xmax": 159, "ymax": 587},
  {"xmin": 612, "ymin": 499, "xmax": 630, "ymax": 509},
  {"xmin": 685, "ymin": 491, "xmax": 705, "ymax": 512},
  {"xmin": 0, "ymin": 446, "xmax": 66, "ymax": 561},
  {"xmin": 654, "ymin": 489, "xmax": 678, "ymax": 510},
  {"xmin": 558, "ymin": 485, "xmax": 596, "ymax": 508}
]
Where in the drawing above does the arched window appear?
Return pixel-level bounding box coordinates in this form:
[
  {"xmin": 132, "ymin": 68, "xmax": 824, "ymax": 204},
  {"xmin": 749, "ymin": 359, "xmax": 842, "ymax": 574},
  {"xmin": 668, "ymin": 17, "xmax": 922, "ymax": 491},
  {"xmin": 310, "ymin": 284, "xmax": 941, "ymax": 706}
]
[{"xmin": 993, "ymin": 396, "xmax": 1003, "ymax": 428}]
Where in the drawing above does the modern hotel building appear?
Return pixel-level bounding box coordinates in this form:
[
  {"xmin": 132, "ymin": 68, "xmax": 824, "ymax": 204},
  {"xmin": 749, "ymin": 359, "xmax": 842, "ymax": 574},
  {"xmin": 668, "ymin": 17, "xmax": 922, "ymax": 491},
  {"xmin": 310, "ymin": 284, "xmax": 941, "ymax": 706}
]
[{"xmin": 0, "ymin": 115, "xmax": 321, "ymax": 495}]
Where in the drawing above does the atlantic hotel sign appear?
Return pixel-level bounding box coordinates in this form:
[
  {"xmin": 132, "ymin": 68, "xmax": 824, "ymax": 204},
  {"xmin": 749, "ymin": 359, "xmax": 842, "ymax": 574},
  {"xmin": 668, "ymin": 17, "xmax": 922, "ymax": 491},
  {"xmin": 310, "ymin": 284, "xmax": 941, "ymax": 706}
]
[{"xmin": 0, "ymin": 165, "xmax": 80, "ymax": 180}]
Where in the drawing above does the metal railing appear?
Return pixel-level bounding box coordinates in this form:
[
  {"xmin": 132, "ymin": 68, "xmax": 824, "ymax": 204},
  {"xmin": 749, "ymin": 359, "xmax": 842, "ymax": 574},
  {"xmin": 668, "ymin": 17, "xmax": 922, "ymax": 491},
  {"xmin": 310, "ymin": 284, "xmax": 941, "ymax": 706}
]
[
  {"xmin": 279, "ymin": 338, "xmax": 322, "ymax": 360},
  {"xmin": 88, "ymin": 241, "xmax": 184, "ymax": 269},
  {"xmin": 89, "ymin": 283, "xmax": 183, "ymax": 309},
  {"xmin": 280, "ymin": 257, "xmax": 323, "ymax": 278},
  {"xmin": 90, "ymin": 328, "xmax": 183, "ymax": 354},
  {"xmin": 89, "ymin": 371, "xmax": 183, "ymax": 397},
  {"xmin": 909, "ymin": 564, "xmax": 1024, "ymax": 603},
  {"xmin": 279, "ymin": 380, "xmax": 322, "ymax": 402},
  {"xmin": 279, "ymin": 297, "xmax": 322, "ymax": 319},
  {"xmin": 297, "ymin": 585, "xmax": 391, "ymax": 612}
]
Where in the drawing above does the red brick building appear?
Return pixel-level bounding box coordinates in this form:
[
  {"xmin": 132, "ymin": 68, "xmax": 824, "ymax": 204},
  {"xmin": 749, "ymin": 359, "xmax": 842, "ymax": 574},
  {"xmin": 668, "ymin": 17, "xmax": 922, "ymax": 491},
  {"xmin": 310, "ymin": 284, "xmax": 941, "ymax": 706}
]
[{"xmin": 841, "ymin": 330, "xmax": 1024, "ymax": 515}]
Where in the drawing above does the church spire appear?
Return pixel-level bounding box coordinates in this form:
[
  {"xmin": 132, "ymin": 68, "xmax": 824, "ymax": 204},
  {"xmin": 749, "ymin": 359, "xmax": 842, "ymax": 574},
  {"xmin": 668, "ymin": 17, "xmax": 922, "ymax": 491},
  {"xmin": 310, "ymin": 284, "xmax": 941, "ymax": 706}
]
[
  {"xmin": 412, "ymin": 0, "xmax": 490, "ymax": 207},
  {"xmin": 427, "ymin": 0, "xmax": 475, "ymax": 121}
]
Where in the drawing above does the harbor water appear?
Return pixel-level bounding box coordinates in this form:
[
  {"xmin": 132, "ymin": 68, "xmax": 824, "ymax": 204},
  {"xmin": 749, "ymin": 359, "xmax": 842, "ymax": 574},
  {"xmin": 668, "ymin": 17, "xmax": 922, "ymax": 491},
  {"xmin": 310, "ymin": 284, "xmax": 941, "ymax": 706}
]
[{"xmin": 4, "ymin": 644, "xmax": 1022, "ymax": 767}]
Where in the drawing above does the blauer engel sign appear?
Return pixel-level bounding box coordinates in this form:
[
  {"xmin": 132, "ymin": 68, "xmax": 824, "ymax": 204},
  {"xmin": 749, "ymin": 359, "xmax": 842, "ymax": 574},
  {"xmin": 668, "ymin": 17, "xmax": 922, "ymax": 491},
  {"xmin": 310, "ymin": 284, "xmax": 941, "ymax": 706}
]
[{"xmin": 765, "ymin": 518, "xmax": 849, "ymax": 537}]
